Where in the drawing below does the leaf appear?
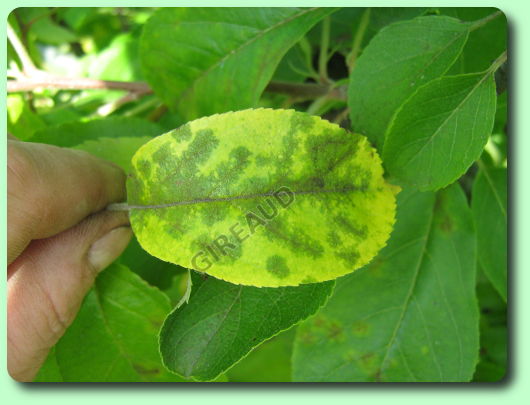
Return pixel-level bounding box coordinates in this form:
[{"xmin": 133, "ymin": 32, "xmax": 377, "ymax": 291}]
[
  {"xmin": 383, "ymin": 71, "xmax": 497, "ymax": 190},
  {"xmin": 119, "ymin": 236, "xmax": 186, "ymax": 291},
  {"xmin": 84, "ymin": 33, "xmax": 144, "ymax": 81},
  {"xmin": 140, "ymin": 7, "xmax": 334, "ymax": 119},
  {"xmin": 30, "ymin": 117, "xmax": 162, "ymax": 172},
  {"xmin": 292, "ymin": 184, "xmax": 479, "ymax": 382},
  {"xmin": 35, "ymin": 263, "xmax": 186, "ymax": 382},
  {"xmin": 473, "ymin": 272, "xmax": 507, "ymax": 382},
  {"xmin": 127, "ymin": 108, "xmax": 398, "ymax": 287},
  {"xmin": 471, "ymin": 166, "xmax": 507, "ymax": 300},
  {"xmin": 159, "ymin": 271, "xmax": 334, "ymax": 381},
  {"xmin": 348, "ymin": 15, "xmax": 469, "ymax": 149},
  {"xmin": 440, "ymin": 8, "xmax": 507, "ymax": 74},
  {"xmin": 226, "ymin": 328, "xmax": 296, "ymax": 382},
  {"xmin": 7, "ymin": 94, "xmax": 47, "ymax": 140}
]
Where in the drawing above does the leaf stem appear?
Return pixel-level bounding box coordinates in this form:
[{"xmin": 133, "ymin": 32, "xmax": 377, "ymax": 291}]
[
  {"xmin": 318, "ymin": 16, "xmax": 331, "ymax": 84},
  {"xmin": 346, "ymin": 8, "xmax": 371, "ymax": 73},
  {"xmin": 488, "ymin": 50, "xmax": 508, "ymax": 73},
  {"xmin": 469, "ymin": 10, "xmax": 502, "ymax": 31}
]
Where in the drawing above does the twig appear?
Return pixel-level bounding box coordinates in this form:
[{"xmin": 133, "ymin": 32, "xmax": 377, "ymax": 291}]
[
  {"xmin": 25, "ymin": 7, "xmax": 59, "ymax": 30},
  {"xmin": 318, "ymin": 16, "xmax": 331, "ymax": 84},
  {"xmin": 7, "ymin": 21, "xmax": 38, "ymax": 74},
  {"xmin": 97, "ymin": 92, "xmax": 144, "ymax": 116},
  {"xmin": 265, "ymin": 81, "xmax": 345, "ymax": 101},
  {"xmin": 7, "ymin": 76, "xmax": 153, "ymax": 93},
  {"xmin": 8, "ymin": 75, "xmax": 347, "ymax": 101},
  {"xmin": 347, "ymin": 8, "xmax": 371, "ymax": 73}
]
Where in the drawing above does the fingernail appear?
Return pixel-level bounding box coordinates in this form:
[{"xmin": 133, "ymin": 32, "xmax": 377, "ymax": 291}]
[{"xmin": 88, "ymin": 226, "xmax": 132, "ymax": 272}]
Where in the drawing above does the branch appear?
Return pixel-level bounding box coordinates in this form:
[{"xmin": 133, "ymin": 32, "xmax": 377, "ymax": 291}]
[
  {"xmin": 8, "ymin": 76, "xmax": 347, "ymax": 101},
  {"xmin": 7, "ymin": 76, "xmax": 153, "ymax": 94},
  {"xmin": 265, "ymin": 81, "xmax": 346, "ymax": 101}
]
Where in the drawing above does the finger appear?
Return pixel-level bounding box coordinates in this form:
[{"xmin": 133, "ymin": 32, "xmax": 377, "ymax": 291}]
[
  {"xmin": 7, "ymin": 210, "xmax": 132, "ymax": 382},
  {"xmin": 8, "ymin": 140, "xmax": 126, "ymax": 264}
]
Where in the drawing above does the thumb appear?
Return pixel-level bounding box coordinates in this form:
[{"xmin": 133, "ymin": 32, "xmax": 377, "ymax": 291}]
[{"xmin": 7, "ymin": 210, "xmax": 132, "ymax": 381}]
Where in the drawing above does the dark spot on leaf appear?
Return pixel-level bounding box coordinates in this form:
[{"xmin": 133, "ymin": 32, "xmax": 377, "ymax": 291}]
[
  {"xmin": 335, "ymin": 214, "xmax": 368, "ymax": 239},
  {"xmin": 351, "ymin": 320, "xmax": 371, "ymax": 337},
  {"xmin": 266, "ymin": 255, "xmax": 290, "ymax": 279},
  {"xmin": 336, "ymin": 249, "xmax": 360, "ymax": 266},
  {"xmin": 301, "ymin": 276, "xmax": 317, "ymax": 284},
  {"xmin": 133, "ymin": 363, "xmax": 160, "ymax": 375}
]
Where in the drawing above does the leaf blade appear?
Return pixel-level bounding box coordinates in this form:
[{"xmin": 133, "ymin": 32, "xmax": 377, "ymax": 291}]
[
  {"xmin": 159, "ymin": 271, "xmax": 334, "ymax": 381},
  {"xmin": 472, "ymin": 166, "xmax": 507, "ymax": 300},
  {"xmin": 35, "ymin": 264, "xmax": 186, "ymax": 382},
  {"xmin": 127, "ymin": 108, "xmax": 398, "ymax": 287},
  {"xmin": 383, "ymin": 71, "xmax": 497, "ymax": 190},
  {"xmin": 347, "ymin": 15, "xmax": 470, "ymax": 149},
  {"xmin": 140, "ymin": 7, "xmax": 334, "ymax": 120}
]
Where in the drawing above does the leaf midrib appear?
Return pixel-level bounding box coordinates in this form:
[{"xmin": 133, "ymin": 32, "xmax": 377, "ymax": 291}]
[
  {"xmin": 128, "ymin": 185, "xmax": 365, "ymax": 210},
  {"xmin": 376, "ymin": 203, "xmax": 435, "ymax": 381}
]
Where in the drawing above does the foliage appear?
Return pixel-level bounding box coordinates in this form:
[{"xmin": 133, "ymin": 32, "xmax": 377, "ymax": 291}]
[{"xmin": 7, "ymin": 7, "xmax": 507, "ymax": 382}]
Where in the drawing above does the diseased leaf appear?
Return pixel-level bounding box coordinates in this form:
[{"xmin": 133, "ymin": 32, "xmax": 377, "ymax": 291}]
[
  {"xmin": 127, "ymin": 108, "xmax": 398, "ymax": 287},
  {"xmin": 472, "ymin": 166, "xmax": 507, "ymax": 300},
  {"xmin": 140, "ymin": 7, "xmax": 335, "ymax": 119},
  {"xmin": 159, "ymin": 271, "xmax": 334, "ymax": 381},
  {"xmin": 383, "ymin": 71, "xmax": 497, "ymax": 190},
  {"xmin": 292, "ymin": 184, "xmax": 479, "ymax": 382},
  {"xmin": 35, "ymin": 263, "xmax": 186, "ymax": 382},
  {"xmin": 348, "ymin": 15, "xmax": 469, "ymax": 150},
  {"xmin": 30, "ymin": 117, "xmax": 162, "ymax": 172}
]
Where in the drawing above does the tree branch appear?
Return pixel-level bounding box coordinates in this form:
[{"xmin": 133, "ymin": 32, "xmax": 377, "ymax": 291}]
[
  {"xmin": 7, "ymin": 76, "xmax": 153, "ymax": 94},
  {"xmin": 8, "ymin": 76, "xmax": 347, "ymax": 101}
]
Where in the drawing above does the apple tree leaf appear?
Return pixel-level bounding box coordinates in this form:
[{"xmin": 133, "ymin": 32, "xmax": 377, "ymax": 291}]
[{"xmin": 126, "ymin": 108, "xmax": 399, "ymax": 287}]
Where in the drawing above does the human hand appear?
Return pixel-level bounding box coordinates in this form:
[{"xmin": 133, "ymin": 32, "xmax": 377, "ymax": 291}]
[{"xmin": 7, "ymin": 139, "xmax": 132, "ymax": 381}]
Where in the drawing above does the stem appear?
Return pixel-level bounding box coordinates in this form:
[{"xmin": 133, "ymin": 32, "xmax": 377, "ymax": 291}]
[
  {"xmin": 318, "ymin": 16, "xmax": 330, "ymax": 83},
  {"xmin": 8, "ymin": 74, "xmax": 346, "ymax": 101},
  {"xmin": 469, "ymin": 10, "xmax": 502, "ymax": 31},
  {"xmin": 7, "ymin": 76, "xmax": 153, "ymax": 93},
  {"xmin": 7, "ymin": 21, "xmax": 38, "ymax": 74},
  {"xmin": 488, "ymin": 50, "xmax": 508, "ymax": 73},
  {"xmin": 265, "ymin": 81, "xmax": 345, "ymax": 100},
  {"xmin": 347, "ymin": 8, "xmax": 371, "ymax": 73}
]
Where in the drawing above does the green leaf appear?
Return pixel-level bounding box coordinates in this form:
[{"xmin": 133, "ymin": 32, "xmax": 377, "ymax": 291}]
[
  {"xmin": 440, "ymin": 8, "xmax": 507, "ymax": 74},
  {"xmin": 7, "ymin": 94, "xmax": 47, "ymax": 140},
  {"xmin": 30, "ymin": 117, "xmax": 162, "ymax": 172},
  {"xmin": 119, "ymin": 236, "xmax": 186, "ymax": 291},
  {"xmin": 348, "ymin": 15, "xmax": 469, "ymax": 149},
  {"xmin": 127, "ymin": 108, "xmax": 398, "ymax": 287},
  {"xmin": 35, "ymin": 263, "xmax": 185, "ymax": 382},
  {"xmin": 473, "ymin": 274, "xmax": 507, "ymax": 382},
  {"xmin": 83, "ymin": 33, "xmax": 144, "ymax": 81},
  {"xmin": 159, "ymin": 271, "xmax": 334, "ymax": 381},
  {"xmin": 292, "ymin": 184, "xmax": 479, "ymax": 382},
  {"xmin": 472, "ymin": 166, "xmax": 507, "ymax": 300},
  {"xmin": 383, "ymin": 71, "xmax": 497, "ymax": 191},
  {"xmin": 140, "ymin": 7, "xmax": 334, "ymax": 119},
  {"xmin": 226, "ymin": 328, "xmax": 296, "ymax": 382}
]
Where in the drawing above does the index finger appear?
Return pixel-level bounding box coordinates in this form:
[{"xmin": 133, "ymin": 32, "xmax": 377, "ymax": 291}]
[{"xmin": 7, "ymin": 140, "xmax": 127, "ymax": 264}]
